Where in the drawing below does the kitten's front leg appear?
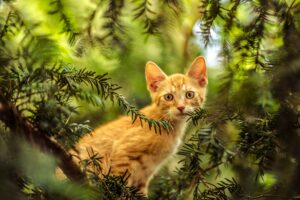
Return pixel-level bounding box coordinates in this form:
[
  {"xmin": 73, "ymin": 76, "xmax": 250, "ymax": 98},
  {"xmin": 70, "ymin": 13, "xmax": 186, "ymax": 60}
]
[
  {"xmin": 129, "ymin": 172, "xmax": 149, "ymax": 195},
  {"xmin": 110, "ymin": 152, "xmax": 151, "ymax": 196}
]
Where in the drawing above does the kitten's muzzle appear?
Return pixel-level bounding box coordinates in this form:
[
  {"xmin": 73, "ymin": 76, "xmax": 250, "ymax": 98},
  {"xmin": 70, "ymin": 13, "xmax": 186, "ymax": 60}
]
[{"xmin": 177, "ymin": 106, "xmax": 185, "ymax": 113}]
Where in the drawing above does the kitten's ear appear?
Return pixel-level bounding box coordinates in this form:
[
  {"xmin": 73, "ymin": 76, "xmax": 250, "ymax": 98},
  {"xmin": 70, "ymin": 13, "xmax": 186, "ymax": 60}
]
[
  {"xmin": 187, "ymin": 56, "xmax": 208, "ymax": 87},
  {"xmin": 145, "ymin": 61, "xmax": 167, "ymax": 92}
]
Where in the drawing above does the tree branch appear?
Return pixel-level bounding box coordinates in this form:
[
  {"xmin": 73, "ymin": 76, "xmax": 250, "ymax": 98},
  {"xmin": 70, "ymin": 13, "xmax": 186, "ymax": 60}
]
[{"xmin": 0, "ymin": 100, "xmax": 85, "ymax": 182}]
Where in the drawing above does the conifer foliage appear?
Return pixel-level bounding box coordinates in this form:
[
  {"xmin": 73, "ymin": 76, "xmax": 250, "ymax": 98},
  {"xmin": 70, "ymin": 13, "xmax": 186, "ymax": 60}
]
[{"xmin": 0, "ymin": 0, "xmax": 300, "ymax": 200}]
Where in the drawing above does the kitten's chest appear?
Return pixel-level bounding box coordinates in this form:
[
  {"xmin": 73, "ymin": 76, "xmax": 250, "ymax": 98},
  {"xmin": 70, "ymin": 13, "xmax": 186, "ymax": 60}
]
[{"xmin": 146, "ymin": 123, "xmax": 186, "ymax": 162}]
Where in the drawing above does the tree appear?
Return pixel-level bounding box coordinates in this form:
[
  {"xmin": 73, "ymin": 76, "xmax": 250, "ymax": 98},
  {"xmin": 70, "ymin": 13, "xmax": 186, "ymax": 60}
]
[{"xmin": 0, "ymin": 0, "xmax": 299, "ymax": 200}]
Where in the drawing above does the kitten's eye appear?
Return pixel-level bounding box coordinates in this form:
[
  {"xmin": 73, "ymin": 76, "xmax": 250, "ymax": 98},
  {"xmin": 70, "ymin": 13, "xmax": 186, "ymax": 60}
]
[
  {"xmin": 164, "ymin": 93, "xmax": 174, "ymax": 101},
  {"xmin": 186, "ymin": 91, "xmax": 195, "ymax": 99}
]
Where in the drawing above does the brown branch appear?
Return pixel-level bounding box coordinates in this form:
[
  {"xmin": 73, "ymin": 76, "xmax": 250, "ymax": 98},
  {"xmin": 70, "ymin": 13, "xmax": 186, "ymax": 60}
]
[
  {"xmin": 186, "ymin": 161, "xmax": 225, "ymax": 194},
  {"xmin": 203, "ymin": 161, "xmax": 224, "ymax": 173},
  {"xmin": 0, "ymin": 101, "xmax": 85, "ymax": 182},
  {"xmin": 245, "ymin": 194, "xmax": 300, "ymax": 199}
]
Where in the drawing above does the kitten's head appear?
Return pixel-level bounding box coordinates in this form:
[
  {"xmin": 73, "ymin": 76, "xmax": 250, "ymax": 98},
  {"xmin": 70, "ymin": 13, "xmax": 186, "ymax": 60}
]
[{"xmin": 145, "ymin": 56, "xmax": 208, "ymax": 121}]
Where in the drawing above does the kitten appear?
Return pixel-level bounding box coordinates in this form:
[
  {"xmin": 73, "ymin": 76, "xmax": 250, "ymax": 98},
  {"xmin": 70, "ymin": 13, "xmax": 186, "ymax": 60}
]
[{"xmin": 73, "ymin": 56, "xmax": 208, "ymax": 195}]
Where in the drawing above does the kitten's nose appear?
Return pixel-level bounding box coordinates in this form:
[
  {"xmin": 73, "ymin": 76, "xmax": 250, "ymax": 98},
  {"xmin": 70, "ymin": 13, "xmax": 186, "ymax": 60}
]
[{"xmin": 177, "ymin": 105, "xmax": 185, "ymax": 113}]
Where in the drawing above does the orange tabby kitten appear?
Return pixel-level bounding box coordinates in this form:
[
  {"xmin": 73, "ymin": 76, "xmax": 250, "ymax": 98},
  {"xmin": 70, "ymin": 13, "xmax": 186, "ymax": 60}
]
[{"xmin": 74, "ymin": 56, "xmax": 208, "ymax": 195}]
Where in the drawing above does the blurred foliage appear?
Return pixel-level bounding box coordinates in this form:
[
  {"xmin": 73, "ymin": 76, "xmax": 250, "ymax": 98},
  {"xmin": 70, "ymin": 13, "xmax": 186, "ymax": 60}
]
[{"xmin": 0, "ymin": 0, "xmax": 300, "ymax": 200}]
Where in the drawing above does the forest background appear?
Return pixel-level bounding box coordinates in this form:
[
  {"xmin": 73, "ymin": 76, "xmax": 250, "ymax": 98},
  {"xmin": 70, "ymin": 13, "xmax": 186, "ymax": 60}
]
[{"xmin": 0, "ymin": 0, "xmax": 299, "ymax": 199}]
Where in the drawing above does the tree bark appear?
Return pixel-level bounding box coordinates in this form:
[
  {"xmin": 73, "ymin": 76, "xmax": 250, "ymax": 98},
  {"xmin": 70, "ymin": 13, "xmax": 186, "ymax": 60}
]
[{"xmin": 0, "ymin": 100, "xmax": 85, "ymax": 182}]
